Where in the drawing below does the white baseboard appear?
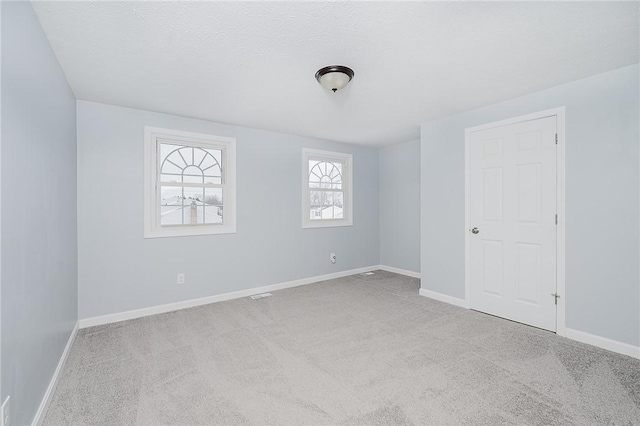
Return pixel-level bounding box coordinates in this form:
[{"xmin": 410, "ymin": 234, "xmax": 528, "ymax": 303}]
[
  {"xmin": 79, "ymin": 265, "xmax": 379, "ymax": 329},
  {"xmin": 32, "ymin": 321, "xmax": 79, "ymax": 426},
  {"xmin": 377, "ymin": 265, "xmax": 421, "ymax": 279},
  {"xmin": 77, "ymin": 266, "xmax": 639, "ymax": 362},
  {"xmin": 416, "ymin": 288, "xmax": 638, "ymax": 360},
  {"xmin": 565, "ymin": 328, "xmax": 640, "ymax": 360},
  {"xmin": 416, "ymin": 288, "xmax": 639, "ymax": 359},
  {"xmin": 419, "ymin": 288, "xmax": 468, "ymax": 308}
]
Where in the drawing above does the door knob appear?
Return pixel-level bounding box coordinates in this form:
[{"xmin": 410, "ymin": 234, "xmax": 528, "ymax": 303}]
[{"xmin": 471, "ymin": 227, "xmax": 480, "ymax": 234}]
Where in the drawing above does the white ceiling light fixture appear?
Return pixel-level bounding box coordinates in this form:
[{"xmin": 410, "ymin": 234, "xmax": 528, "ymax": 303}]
[{"xmin": 315, "ymin": 65, "xmax": 354, "ymax": 93}]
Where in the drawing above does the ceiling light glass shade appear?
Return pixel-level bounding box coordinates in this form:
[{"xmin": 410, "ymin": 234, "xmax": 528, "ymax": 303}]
[
  {"xmin": 315, "ymin": 65, "xmax": 354, "ymax": 92},
  {"xmin": 319, "ymin": 72, "xmax": 351, "ymax": 92}
]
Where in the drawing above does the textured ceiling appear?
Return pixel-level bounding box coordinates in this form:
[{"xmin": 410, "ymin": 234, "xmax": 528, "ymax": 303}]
[{"xmin": 32, "ymin": 1, "xmax": 639, "ymax": 146}]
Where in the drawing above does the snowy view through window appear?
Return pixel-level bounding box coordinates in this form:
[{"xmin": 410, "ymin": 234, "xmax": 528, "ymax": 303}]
[
  {"xmin": 160, "ymin": 143, "xmax": 224, "ymax": 226},
  {"xmin": 308, "ymin": 160, "xmax": 344, "ymax": 220}
]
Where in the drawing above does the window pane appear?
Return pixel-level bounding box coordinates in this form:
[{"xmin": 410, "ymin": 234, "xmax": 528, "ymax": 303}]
[
  {"xmin": 204, "ymin": 176, "xmax": 222, "ymax": 185},
  {"xmin": 161, "ymin": 145, "xmax": 189, "ymax": 169},
  {"xmin": 160, "ymin": 186, "xmax": 224, "ymax": 226},
  {"xmin": 309, "ymin": 160, "xmax": 342, "ymax": 190},
  {"xmin": 310, "ymin": 190, "xmax": 344, "ymax": 220},
  {"xmin": 160, "ymin": 143, "xmax": 184, "ymax": 167},
  {"xmin": 200, "ymin": 148, "xmax": 223, "ymax": 180},
  {"xmin": 161, "ymin": 174, "xmax": 181, "ymax": 183},
  {"xmin": 182, "ymin": 165, "xmax": 204, "ymax": 184},
  {"xmin": 192, "ymin": 148, "xmax": 207, "ymax": 168},
  {"xmin": 160, "ymin": 161, "xmax": 182, "ymax": 175},
  {"xmin": 203, "ymin": 187, "xmax": 224, "ymax": 224},
  {"xmin": 160, "ymin": 186, "xmax": 187, "ymax": 225}
]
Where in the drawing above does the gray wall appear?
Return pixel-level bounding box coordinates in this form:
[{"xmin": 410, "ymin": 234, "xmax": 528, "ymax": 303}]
[
  {"xmin": 421, "ymin": 64, "xmax": 639, "ymax": 346},
  {"xmin": 1, "ymin": 2, "xmax": 78, "ymax": 425},
  {"xmin": 77, "ymin": 101, "xmax": 379, "ymax": 319},
  {"xmin": 379, "ymin": 140, "xmax": 420, "ymax": 273}
]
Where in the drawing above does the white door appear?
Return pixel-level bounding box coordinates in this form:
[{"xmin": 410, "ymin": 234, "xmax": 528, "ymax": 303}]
[{"xmin": 468, "ymin": 116, "xmax": 557, "ymax": 331}]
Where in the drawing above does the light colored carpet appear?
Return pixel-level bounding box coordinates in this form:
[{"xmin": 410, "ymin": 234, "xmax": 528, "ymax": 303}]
[{"xmin": 44, "ymin": 271, "xmax": 640, "ymax": 425}]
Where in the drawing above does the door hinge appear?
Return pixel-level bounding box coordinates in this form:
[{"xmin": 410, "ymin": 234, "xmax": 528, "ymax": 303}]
[
  {"xmin": 551, "ymin": 293, "xmax": 560, "ymax": 305},
  {"xmin": 555, "ymin": 214, "xmax": 558, "ymax": 225},
  {"xmin": 555, "ymin": 134, "xmax": 558, "ymax": 145}
]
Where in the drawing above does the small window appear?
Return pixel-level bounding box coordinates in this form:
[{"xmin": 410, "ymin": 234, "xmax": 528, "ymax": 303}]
[
  {"xmin": 302, "ymin": 148, "xmax": 353, "ymax": 228},
  {"xmin": 144, "ymin": 127, "xmax": 236, "ymax": 238}
]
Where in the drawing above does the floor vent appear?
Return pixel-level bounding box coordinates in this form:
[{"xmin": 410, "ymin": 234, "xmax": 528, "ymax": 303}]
[
  {"xmin": 359, "ymin": 272, "xmax": 375, "ymax": 276},
  {"xmin": 250, "ymin": 293, "xmax": 273, "ymax": 300}
]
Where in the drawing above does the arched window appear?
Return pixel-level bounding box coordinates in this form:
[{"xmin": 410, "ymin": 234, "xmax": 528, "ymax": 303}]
[
  {"xmin": 144, "ymin": 127, "xmax": 236, "ymax": 238},
  {"xmin": 303, "ymin": 149, "xmax": 353, "ymax": 228}
]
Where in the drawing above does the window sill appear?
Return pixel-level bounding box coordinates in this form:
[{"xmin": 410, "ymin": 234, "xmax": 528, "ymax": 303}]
[
  {"xmin": 144, "ymin": 225, "xmax": 236, "ymax": 238},
  {"xmin": 302, "ymin": 220, "xmax": 353, "ymax": 229}
]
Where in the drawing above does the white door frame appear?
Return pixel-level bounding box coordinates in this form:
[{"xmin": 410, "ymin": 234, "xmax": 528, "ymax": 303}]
[{"xmin": 464, "ymin": 107, "xmax": 566, "ymax": 336}]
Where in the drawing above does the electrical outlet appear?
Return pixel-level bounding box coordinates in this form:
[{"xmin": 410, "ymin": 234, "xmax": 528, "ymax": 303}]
[
  {"xmin": 330, "ymin": 253, "xmax": 337, "ymax": 264},
  {"xmin": 177, "ymin": 273, "xmax": 186, "ymax": 285},
  {"xmin": 2, "ymin": 395, "xmax": 10, "ymax": 426}
]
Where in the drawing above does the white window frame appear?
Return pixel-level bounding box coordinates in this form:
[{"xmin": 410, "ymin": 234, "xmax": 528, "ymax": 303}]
[
  {"xmin": 144, "ymin": 126, "xmax": 236, "ymax": 238},
  {"xmin": 302, "ymin": 148, "xmax": 353, "ymax": 229}
]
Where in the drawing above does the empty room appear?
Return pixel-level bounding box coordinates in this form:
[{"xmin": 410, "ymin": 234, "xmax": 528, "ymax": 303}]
[{"xmin": 1, "ymin": 1, "xmax": 639, "ymax": 425}]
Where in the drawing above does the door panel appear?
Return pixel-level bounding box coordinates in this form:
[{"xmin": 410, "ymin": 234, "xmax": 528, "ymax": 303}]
[
  {"xmin": 469, "ymin": 116, "xmax": 557, "ymax": 331},
  {"xmin": 516, "ymin": 163, "xmax": 541, "ymax": 223},
  {"xmin": 515, "ymin": 242, "xmax": 542, "ymax": 305},
  {"xmin": 482, "ymin": 168, "xmax": 503, "ymax": 222},
  {"xmin": 482, "ymin": 240, "xmax": 503, "ymax": 296}
]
